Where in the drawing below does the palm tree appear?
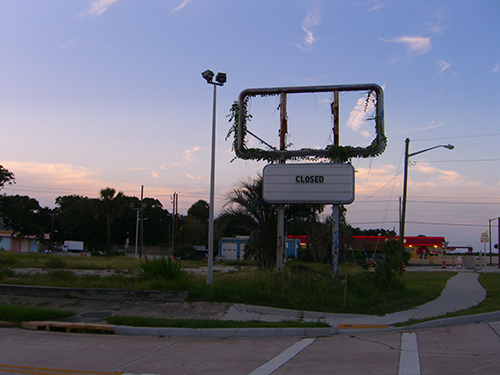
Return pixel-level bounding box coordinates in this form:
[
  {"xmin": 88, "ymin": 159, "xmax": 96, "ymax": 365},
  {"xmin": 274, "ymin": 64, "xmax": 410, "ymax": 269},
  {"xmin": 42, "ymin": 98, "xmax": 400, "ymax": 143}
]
[
  {"xmin": 222, "ymin": 175, "xmax": 276, "ymax": 269},
  {"xmin": 220, "ymin": 175, "xmax": 324, "ymax": 269},
  {"xmin": 91, "ymin": 188, "xmax": 126, "ymax": 252}
]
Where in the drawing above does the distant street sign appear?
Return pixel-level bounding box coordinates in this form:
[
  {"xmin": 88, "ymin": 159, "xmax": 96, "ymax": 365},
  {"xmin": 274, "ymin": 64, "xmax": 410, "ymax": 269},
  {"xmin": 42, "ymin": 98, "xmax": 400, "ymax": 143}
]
[
  {"xmin": 262, "ymin": 163, "xmax": 355, "ymax": 204},
  {"xmin": 481, "ymin": 230, "xmax": 489, "ymax": 243}
]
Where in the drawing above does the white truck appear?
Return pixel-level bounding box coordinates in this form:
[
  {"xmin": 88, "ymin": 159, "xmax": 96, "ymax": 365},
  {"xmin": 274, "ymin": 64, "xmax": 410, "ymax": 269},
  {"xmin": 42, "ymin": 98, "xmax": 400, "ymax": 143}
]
[{"xmin": 61, "ymin": 240, "xmax": 84, "ymax": 252}]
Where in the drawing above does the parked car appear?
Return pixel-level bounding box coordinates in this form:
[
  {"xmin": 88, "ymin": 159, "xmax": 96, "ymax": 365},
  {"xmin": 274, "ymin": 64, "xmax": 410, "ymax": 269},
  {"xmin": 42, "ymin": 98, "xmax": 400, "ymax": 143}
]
[{"xmin": 179, "ymin": 251, "xmax": 208, "ymax": 261}]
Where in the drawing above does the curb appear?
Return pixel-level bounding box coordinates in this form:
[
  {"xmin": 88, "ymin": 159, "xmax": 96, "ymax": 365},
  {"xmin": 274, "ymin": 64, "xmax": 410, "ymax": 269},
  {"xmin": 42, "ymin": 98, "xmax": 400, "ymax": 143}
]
[
  {"xmin": 20, "ymin": 321, "xmax": 115, "ymax": 334},
  {"xmin": 113, "ymin": 325, "xmax": 335, "ymax": 338},
  {"xmin": 16, "ymin": 320, "xmax": 334, "ymax": 338},
  {"xmin": 404, "ymin": 311, "xmax": 500, "ymax": 330},
  {"xmin": 10, "ymin": 311, "xmax": 500, "ymax": 338}
]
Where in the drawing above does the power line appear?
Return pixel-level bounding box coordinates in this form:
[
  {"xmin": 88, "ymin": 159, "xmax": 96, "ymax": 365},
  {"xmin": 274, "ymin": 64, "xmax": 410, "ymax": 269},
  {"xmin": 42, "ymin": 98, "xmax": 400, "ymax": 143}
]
[
  {"xmin": 414, "ymin": 159, "xmax": 500, "ymax": 163},
  {"xmin": 412, "ymin": 133, "xmax": 500, "ymax": 142},
  {"xmin": 350, "ymin": 220, "xmax": 493, "ymax": 228}
]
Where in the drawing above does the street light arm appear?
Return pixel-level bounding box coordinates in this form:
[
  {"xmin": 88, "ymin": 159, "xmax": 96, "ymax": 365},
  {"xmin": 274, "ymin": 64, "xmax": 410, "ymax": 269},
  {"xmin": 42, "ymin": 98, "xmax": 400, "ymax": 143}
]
[
  {"xmin": 398, "ymin": 138, "xmax": 454, "ymax": 275},
  {"xmin": 408, "ymin": 144, "xmax": 454, "ymax": 158}
]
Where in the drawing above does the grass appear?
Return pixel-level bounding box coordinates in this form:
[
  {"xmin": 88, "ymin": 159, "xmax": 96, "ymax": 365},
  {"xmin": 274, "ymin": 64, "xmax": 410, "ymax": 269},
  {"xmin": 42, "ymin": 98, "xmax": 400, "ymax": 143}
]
[
  {"xmin": 394, "ymin": 272, "xmax": 500, "ymax": 326},
  {"xmin": 0, "ymin": 304, "xmax": 75, "ymax": 325},
  {"xmin": 0, "ymin": 251, "xmax": 142, "ymax": 270},
  {"xmin": 106, "ymin": 316, "xmax": 329, "ymax": 329},
  {"xmin": 138, "ymin": 256, "xmax": 183, "ymax": 280},
  {"xmin": 0, "ymin": 252, "xmax": 456, "ymax": 316}
]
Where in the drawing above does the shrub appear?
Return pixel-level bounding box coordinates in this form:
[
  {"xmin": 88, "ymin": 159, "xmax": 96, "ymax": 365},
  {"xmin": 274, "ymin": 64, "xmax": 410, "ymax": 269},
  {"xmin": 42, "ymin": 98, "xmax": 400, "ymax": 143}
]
[{"xmin": 138, "ymin": 256, "xmax": 183, "ymax": 281}]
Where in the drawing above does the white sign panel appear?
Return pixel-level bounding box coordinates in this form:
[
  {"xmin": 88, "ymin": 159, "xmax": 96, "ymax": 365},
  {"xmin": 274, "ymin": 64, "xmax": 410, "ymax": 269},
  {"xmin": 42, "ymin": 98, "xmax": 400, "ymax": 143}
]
[{"xmin": 262, "ymin": 163, "xmax": 355, "ymax": 204}]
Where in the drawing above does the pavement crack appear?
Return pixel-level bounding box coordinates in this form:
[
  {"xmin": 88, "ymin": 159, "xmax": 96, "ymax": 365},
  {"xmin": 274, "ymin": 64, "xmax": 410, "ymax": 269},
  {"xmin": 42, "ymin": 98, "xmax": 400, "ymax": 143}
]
[
  {"xmin": 106, "ymin": 338, "xmax": 187, "ymax": 372},
  {"xmin": 349, "ymin": 335, "xmax": 400, "ymax": 351},
  {"xmin": 486, "ymin": 322, "xmax": 500, "ymax": 339}
]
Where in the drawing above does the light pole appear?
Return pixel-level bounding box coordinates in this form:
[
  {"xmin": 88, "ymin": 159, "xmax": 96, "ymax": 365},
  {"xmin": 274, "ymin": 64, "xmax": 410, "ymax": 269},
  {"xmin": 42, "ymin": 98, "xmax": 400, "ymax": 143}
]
[
  {"xmin": 399, "ymin": 138, "xmax": 454, "ymax": 275},
  {"xmin": 202, "ymin": 69, "xmax": 226, "ymax": 286}
]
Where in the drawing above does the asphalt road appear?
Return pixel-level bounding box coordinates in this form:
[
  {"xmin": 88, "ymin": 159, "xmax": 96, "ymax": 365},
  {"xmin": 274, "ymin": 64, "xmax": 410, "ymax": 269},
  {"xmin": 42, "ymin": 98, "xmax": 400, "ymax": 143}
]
[{"xmin": 1, "ymin": 320, "xmax": 499, "ymax": 375}]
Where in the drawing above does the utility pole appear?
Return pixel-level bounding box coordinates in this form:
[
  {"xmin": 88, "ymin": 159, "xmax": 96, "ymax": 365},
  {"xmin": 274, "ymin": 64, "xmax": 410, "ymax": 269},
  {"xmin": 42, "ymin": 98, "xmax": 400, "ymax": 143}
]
[
  {"xmin": 331, "ymin": 90, "xmax": 340, "ymax": 278},
  {"xmin": 276, "ymin": 92, "xmax": 287, "ymax": 272},
  {"xmin": 171, "ymin": 192, "xmax": 178, "ymax": 257},
  {"xmin": 139, "ymin": 185, "xmax": 144, "ymax": 258}
]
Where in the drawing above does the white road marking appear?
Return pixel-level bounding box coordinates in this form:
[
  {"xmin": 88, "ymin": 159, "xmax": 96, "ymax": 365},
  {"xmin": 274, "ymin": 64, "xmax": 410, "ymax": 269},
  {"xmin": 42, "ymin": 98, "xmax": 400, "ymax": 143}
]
[
  {"xmin": 399, "ymin": 332, "xmax": 421, "ymax": 375},
  {"xmin": 248, "ymin": 338, "xmax": 316, "ymax": 375}
]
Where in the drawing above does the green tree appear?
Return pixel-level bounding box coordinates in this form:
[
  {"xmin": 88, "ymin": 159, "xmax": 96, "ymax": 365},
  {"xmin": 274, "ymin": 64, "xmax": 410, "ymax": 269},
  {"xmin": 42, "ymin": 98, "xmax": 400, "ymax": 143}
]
[
  {"xmin": 142, "ymin": 198, "xmax": 171, "ymax": 246},
  {"xmin": 0, "ymin": 166, "xmax": 15, "ymax": 190},
  {"xmin": 180, "ymin": 200, "xmax": 209, "ymax": 247},
  {"xmin": 0, "ymin": 195, "xmax": 44, "ymax": 238},
  {"xmin": 187, "ymin": 200, "xmax": 209, "ymax": 225},
  {"xmin": 219, "ymin": 175, "xmax": 324, "ymax": 269},
  {"xmin": 91, "ymin": 188, "xmax": 126, "ymax": 252},
  {"xmin": 54, "ymin": 195, "xmax": 103, "ymax": 249}
]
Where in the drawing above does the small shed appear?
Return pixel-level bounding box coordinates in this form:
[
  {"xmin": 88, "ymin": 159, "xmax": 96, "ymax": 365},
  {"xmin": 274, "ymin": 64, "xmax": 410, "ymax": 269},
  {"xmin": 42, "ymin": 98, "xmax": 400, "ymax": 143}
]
[{"xmin": 219, "ymin": 236, "xmax": 249, "ymax": 261}]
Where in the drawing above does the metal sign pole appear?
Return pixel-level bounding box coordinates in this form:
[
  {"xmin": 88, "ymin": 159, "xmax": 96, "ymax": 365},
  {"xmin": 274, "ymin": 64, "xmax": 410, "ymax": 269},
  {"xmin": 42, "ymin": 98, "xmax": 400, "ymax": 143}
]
[
  {"xmin": 332, "ymin": 204, "xmax": 340, "ymax": 277},
  {"xmin": 276, "ymin": 92, "xmax": 287, "ymax": 272}
]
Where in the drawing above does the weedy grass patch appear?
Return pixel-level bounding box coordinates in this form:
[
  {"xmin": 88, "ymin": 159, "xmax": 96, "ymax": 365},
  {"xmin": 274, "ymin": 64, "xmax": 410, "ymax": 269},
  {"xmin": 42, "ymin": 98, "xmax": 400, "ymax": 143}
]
[
  {"xmin": 138, "ymin": 256, "xmax": 183, "ymax": 281},
  {"xmin": 0, "ymin": 304, "xmax": 75, "ymax": 325}
]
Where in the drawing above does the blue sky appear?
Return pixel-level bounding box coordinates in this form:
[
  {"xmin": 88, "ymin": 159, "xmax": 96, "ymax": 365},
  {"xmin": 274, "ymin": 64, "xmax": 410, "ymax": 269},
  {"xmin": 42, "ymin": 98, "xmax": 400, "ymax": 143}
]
[{"xmin": 0, "ymin": 0, "xmax": 499, "ymax": 252}]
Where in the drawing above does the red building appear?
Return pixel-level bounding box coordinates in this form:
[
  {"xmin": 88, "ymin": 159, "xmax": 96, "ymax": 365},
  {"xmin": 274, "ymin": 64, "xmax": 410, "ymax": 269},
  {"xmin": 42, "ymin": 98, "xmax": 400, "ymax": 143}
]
[{"xmin": 352, "ymin": 236, "xmax": 447, "ymax": 265}]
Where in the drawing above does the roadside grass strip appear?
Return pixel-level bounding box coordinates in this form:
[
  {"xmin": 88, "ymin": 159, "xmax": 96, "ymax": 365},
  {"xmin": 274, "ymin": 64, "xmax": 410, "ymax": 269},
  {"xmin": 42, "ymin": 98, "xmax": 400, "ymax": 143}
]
[{"xmin": 337, "ymin": 323, "xmax": 389, "ymax": 329}]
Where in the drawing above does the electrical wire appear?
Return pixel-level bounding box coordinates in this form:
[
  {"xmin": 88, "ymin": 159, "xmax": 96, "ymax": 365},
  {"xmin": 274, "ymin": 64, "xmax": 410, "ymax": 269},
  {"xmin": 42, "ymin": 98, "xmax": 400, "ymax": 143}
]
[{"xmin": 412, "ymin": 133, "xmax": 500, "ymax": 142}]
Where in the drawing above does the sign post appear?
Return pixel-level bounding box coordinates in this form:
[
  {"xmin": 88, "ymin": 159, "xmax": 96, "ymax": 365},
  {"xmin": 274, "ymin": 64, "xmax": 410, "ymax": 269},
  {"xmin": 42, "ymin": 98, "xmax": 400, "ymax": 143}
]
[
  {"xmin": 481, "ymin": 230, "xmax": 489, "ymax": 270},
  {"xmin": 263, "ymin": 163, "xmax": 355, "ymax": 277},
  {"xmin": 233, "ymin": 83, "xmax": 386, "ymax": 276}
]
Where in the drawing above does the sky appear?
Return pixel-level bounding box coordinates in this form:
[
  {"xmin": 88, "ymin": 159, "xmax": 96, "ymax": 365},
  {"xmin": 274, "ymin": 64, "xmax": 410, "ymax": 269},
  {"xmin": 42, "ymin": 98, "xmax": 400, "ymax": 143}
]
[{"xmin": 0, "ymin": 0, "xmax": 499, "ymax": 252}]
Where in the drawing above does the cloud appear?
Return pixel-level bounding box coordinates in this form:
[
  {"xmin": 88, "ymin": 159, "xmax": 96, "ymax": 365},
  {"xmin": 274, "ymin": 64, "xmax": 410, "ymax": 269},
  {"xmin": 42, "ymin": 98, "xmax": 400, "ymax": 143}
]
[
  {"xmin": 365, "ymin": 1, "xmax": 385, "ymax": 11},
  {"xmin": 346, "ymin": 96, "xmax": 375, "ymax": 137},
  {"xmin": 426, "ymin": 8, "xmax": 448, "ymax": 34},
  {"xmin": 59, "ymin": 39, "xmax": 77, "ymax": 49},
  {"xmin": 171, "ymin": 0, "xmax": 191, "ymax": 14},
  {"xmin": 381, "ymin": 35, "xmax": 432, "ymax": 55},
  {"xmin": 151, "ymin": 171, "xmax": 159, "ymax": 179},
  {"xmin": 436, "ymin": 59, "xmax": 451, "ymax": 74},
  {"xmin": 186, "ymin": 174, "xmax": 204, "ymax": 180},
  {"xmin": 395, "ymin": 121, "xmax": 445, "ymax": 135},
  {"xmin": 492, "ymin": 64, "xmax": 499, "ymax": 75},
  {"xmin": 80, "ymin": 0, "xmax": 119, "ymax": 17},
  {"xmin": 171, "ymin": 147, "xmax": 200, "ymax": 167},
  {"xmin": 298, "ymin": 1, "xmax": 322, "ymax": 50},
  {"xmin": 353, "ymin": 164, "xmax": 399, "ymax": 195},
  {"xmin": 3, "ymin": 161, "xmax": 91, "ymax": 182}
]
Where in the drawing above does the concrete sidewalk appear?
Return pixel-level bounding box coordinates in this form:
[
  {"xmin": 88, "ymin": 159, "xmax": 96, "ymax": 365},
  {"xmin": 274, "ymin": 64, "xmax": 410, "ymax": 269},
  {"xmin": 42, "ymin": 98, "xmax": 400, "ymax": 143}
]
[
  {"xmin": 0, "ymin": 271, "xmax": 492, "ymax": 337},
  {"xmin": 221, "ymin": 272, "xmax": 487, "ymax": 328}
]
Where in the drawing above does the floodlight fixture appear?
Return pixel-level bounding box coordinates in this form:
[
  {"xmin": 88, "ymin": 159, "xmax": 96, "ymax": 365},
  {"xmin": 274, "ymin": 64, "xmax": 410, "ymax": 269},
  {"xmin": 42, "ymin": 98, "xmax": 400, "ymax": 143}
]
[
  {"xmin": 215, "ymin": 72, "xmax": 227, "ymax": 85},
  {"xmin": 201, "ymin": 69, "xmax": 214, "ymax": 83}
]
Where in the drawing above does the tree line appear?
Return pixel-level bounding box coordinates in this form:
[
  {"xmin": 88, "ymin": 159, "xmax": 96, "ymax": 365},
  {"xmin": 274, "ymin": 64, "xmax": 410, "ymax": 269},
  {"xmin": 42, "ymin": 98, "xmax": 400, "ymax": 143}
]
[{"xmin": 0, "ymin": 165, "xmax": 398, "ymax": 268}]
